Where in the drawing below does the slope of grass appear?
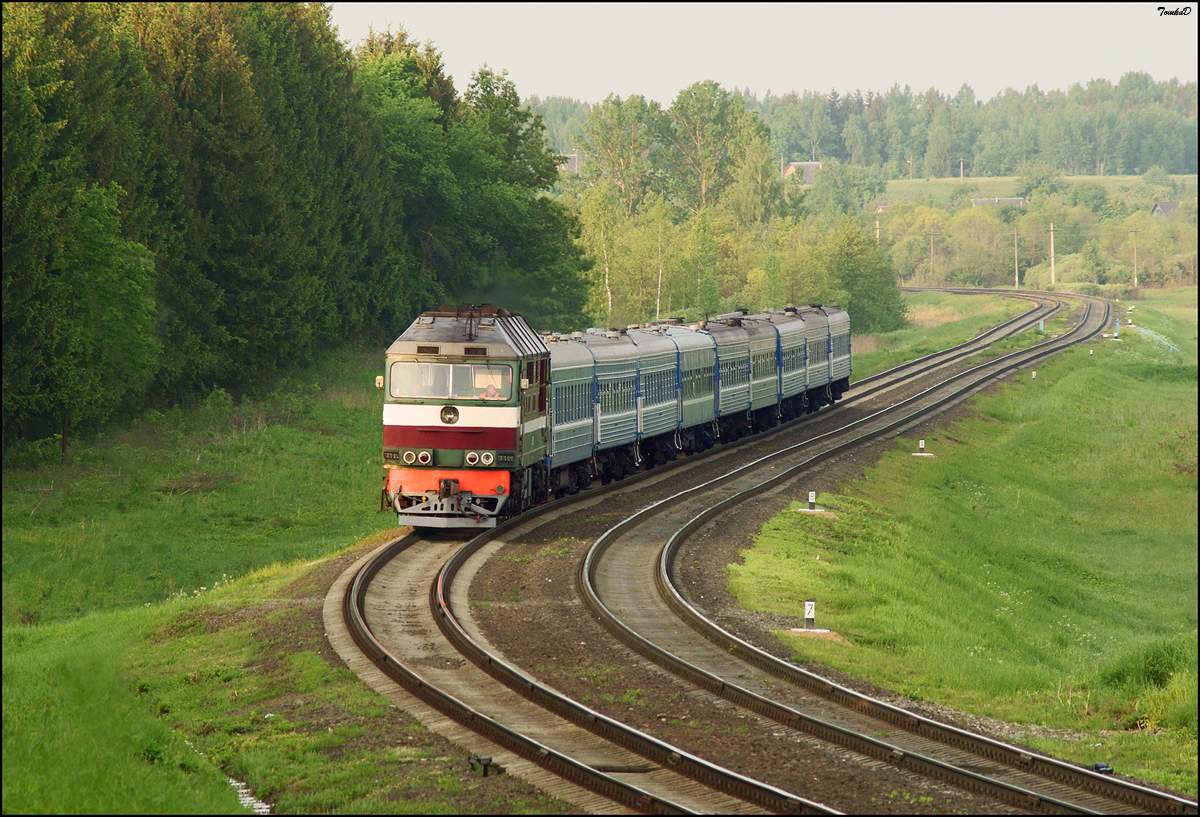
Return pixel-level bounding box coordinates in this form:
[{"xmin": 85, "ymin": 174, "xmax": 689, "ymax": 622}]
[
  {"xmin": 2, "ymin": 348, "xmax": 396, "ymax": 625},
  {"xmin": 3, "ymin": 608, "xmax": 243, "ymax": 813},
  {"xmin": 732, "ymin": 287, "xmax": 1198, "ymax": 794},
  {"xmin": 3, "ymin": 534, "xmax": 572, "ymax": 814},
  {"xmin": 852, "ymin": 291, "xmax": 1027, "ymax": 379}
]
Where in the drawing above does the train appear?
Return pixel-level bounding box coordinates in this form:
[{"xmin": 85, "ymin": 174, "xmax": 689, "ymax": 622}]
[{"xmin": 379, "ymin": 304, "xmax": 851, "ymax": 528}]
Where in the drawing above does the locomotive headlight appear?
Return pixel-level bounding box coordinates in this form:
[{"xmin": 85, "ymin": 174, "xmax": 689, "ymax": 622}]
[
  {"xmin": 402, "ymin": 450, "xmax": 416, "ymax": 465},
  {"xmin": 417, "ymin": 450, "xmax": 432, "ymax": 465},
  {"xmin": 465, "ymin": 451, "xmax": 480, "ymax": 466},
  {"xmin": 480, "ymin": 451, "xmax": 495, "ymax": 466}
]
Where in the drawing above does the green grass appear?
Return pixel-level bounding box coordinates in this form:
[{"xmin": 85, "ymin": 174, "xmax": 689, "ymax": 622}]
[
  {"xmin": 732, "ymin": 287, "xmax": 1198, "ymax": 794},
  {"xmin": 852, "ymin": 291, "xmax": 1027, "ymax": 379},
  {"xmin": 2, "ymin": 611, "xmax": 243, "ymax": 813},
  {"xmin": 884, "ymin": 174, "xmax": 1198, "ymax": 205},
  {"xmin": 3, "ymin": 538, "xmax": 571, "ymax": 814},
  {"xmin": 2, "ymin": 348, "xmax": 396, "ymax": 625}
]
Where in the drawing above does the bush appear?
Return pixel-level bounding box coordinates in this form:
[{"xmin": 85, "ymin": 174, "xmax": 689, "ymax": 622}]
[{"xmin": 1099, "ymin": 634, "xmax": 1196, "ymax": 690}]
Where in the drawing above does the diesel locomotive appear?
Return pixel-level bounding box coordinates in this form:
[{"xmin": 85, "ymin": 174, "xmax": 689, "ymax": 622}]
[{"xmin": 380, "ymin": 304, "xmax": 851, "ymax": 528}]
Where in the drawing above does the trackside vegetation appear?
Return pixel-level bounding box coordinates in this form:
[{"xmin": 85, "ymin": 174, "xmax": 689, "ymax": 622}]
[
  {"xmin": 2, "ymin": 350, "xmax": 395, "ymax": 625},
  {"xmin": 730, "ymin": 287, "xmax": 1198, "ymax": 794},
  {"xmin": 850, "ymin": 291, "xmax": 1027, "ymax": 379},
  {"xmin": 2, "ymin": 540, "xmax": 570, "ymax": 814}
]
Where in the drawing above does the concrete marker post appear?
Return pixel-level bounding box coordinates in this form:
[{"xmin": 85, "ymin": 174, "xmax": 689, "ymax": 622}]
[
  {"xmin": 804, "ymin": 600, "xmax": 815, "ymax": 630},
  {"xmin": 797, "ymin": 490, "xmax": 825, "ymax": 513},
  {"xmin": 913, "ymin": 438, "xmax": 934, "ymax": 457}
]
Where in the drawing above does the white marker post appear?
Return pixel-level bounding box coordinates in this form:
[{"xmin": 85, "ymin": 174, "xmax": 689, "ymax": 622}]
[
  {"xmin": 1031, "ymin": 370, "xmax": 1037, "ymax": 380},
  {"xmin": 913, "ymin": 438, "xmax": 934, "ymax": 457},
  {"xmin": 1089, "ymin": 349, "xmax": 1094, "ymax": 356},
  {"xmin": 797, "ymin": 490, "xmax": 825, "ymax": 513},
  {"xmin": 804, "ymin": 600, "xmax": 816, "ymax": 629}
]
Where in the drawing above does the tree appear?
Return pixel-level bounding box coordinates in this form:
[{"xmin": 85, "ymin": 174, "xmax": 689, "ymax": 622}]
[
  {"xmin": 723, "ymin": 129, "xmax": 783, "ymax": 227},
  {"xmin": 797, "ymin": 93, "xmax": 835, "ymax": 161},
  {"xmin": 1016, "ymin": 162, "xmax": 1065, "ymax": 198},
  {"xmin": 580, "ymin": 94, "xmax": 662, "ymax": 215},
  {"xmin": 50, "ymin": 185, "xmax": 161, "ymax": 459},
  {"xmin": 806, "ymin": 161, "xmax": 885, "ymax": 215},
  {"xmin": 689, "ymin": 210, "xmax": 720, "ymax": 314},
  {"xmin": 763, "ymin": 254, "xmax": 786, "ymax": 307},
  {"xmin": 661, "ymin": 81, "xmax": 761, "ymax": 211},
  {"xmin": 579, "ymin": 183, "xmax": 625, "ymax": 326},
  {"xmin": 811, "ymin": 220, "xmax": 905, "ymax": 332}
]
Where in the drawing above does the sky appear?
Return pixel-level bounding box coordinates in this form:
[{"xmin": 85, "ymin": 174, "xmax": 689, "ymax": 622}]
[{"xmin": 330, "ymin": 2, "xmax": 1199, "ymax": 104}]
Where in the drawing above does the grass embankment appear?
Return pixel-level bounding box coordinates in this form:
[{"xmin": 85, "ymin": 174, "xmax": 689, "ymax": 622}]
[
  {"xmin": 731, "ymin": 287, "xmax": 1198, "ymax": 794},
  {"xmin": 3, "ymin": 349, "xmax": 396, "ymax": 625},
  {"xmin": 3, "ymin": 347, "xmax": 570, "ymax": 813},
  {"xmin": 852, "ymin": 290, "xmax": 1027, "ymax": 379},
  {"xmin": 884, "ymin": 174, "xmax": 1199, "ymax": 205},
  {"xmin": 3, "ymin": 535, "xmax": 570, "ymax": 813}
]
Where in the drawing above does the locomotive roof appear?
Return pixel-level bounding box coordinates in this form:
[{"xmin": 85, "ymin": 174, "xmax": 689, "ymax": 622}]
[{"xmin": 387, "ymin": 308, "xmax": 548, "ymax": 359}]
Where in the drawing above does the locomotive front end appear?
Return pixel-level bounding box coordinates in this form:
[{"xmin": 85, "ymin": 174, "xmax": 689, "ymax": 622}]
[{"xmin": 380, "ymin": 307, "xmax": 548, "ymax": 529}]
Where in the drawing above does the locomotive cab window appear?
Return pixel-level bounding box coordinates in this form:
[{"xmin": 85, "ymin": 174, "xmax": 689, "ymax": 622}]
[{"xmin": 389, "ymin": 362, "xmax": 512, "ymax": 400}]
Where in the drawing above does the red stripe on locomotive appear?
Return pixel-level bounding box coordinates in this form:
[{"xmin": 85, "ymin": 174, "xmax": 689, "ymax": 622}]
[{"xmin": 383, "ymin": 425, "xmax": 518, "ymax": 450}]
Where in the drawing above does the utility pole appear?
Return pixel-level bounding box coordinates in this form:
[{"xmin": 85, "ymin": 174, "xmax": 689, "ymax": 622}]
[
  {"xmin": 1049, "ymin": 222, "xmax": 1056, "ymax": 287},
  {"xmin": 1130, "ymin": 229, "xmax": 1140, "ymax": 288},
  {"xmin": 908, "ymin": 156, "xmax": 913, "ymax": 180},
  {"xmin": 927, "ymin": 232, "xmax": 936, "ymax": 280},
  {"xmin": 960, "ymin": 157, "xmax": 965, "ymax": 179},
  {"xmin": 1013, "ymin": 225, "xmax": 1019, "ymax": 288},
  {"xmin": 875, "ymin": 217, "xmax": 881, "ymax": 245}
]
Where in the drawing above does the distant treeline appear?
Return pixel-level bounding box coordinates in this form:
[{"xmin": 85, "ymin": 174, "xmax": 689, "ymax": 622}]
[
  {"xmin": 531, "ymin": 72, "xmax": 1199, "ymax": 176},
  {"xmin": 3, "ymin": 4, "xmax": 587, "ymax": 451},
  {"xmin": 545, "ymin": 80, "xmax": 1196, "ymax": 333}
]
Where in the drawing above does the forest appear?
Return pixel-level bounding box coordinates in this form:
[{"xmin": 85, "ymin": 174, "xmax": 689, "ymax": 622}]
[
  {"xmin": 3, "ymin": 3, "xmax": 586, "ymax": 451},
  {"xmin": 4, "ymin": 3, "xmax": 1197, "ymax": 454},
  {"xmin": 533, "ymin": 75, "xmax": 1199, "ymax": 176}
]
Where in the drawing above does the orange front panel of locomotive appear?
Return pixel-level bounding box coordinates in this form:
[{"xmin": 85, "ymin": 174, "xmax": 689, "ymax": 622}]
[{"xmin": 386, "ymin": 467, "xmax": 509, "ymax": 497}]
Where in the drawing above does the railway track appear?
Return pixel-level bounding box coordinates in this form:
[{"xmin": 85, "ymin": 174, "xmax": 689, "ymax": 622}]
[
  {"xmin": 328, "ymin": 289, "xmax": 1194, "ymax": 813},
  {"xmin": 579, "ymin": 292, "xmax": 1195, "ymax": 815}
]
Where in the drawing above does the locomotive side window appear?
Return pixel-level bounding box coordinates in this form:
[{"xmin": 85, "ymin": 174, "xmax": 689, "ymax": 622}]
[{"xmin": 389, "ymin": 362, "xmax": 512, "ymax": 399}]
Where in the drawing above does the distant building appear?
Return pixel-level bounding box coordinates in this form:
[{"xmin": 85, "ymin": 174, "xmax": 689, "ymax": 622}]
[
  {"xmin": 1151, "ymin": 201, "xmax": 1179, "ymax": 218},
  {"xmin": 557, "ymin": 150, "xmax": 583, "ymax": 177},
  {"xmin": 970, "ymin": 196, "xmax": 1028, "ymax": 209},
  {"xmin": 781, "ymin": 160, "xmax": 822, "ymax": 184}
]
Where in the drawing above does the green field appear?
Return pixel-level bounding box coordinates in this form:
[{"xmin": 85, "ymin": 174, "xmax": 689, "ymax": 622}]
[
  {"xmin": 732, "ymin": 287, "xmax": 1199, "ymax": 794},
  {"xmin": 884, "ymin": 174, "xmax": 1199, "ymax": 206}
]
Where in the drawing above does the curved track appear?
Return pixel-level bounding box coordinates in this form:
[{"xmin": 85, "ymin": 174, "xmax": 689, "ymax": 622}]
[
  {"xmin": 580, "ymin": 293, "xmax": 1194, "ymax": 814},
  {"xmin": 331, "ymin": 289, "xmax": 1194, "ymax": 813}
]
